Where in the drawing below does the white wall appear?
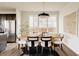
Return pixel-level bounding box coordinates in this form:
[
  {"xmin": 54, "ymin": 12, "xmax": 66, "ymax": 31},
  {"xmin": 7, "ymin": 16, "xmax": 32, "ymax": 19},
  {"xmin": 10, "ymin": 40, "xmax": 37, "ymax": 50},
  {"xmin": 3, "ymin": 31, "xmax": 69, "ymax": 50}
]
[
  {"xmin": 77, "ymin": 10, "xmax": 79, "ymax": 37},
  {"xmin": 60, "ymin": 4, "xmax": 79, "ymax": 55},
  {"xmin": 63, "ymin": 33, "xmax": 79, "ymax": 55},
  {"xmin": 16, "ymin": 11, "xmax": 64, "ymax": 35},
  {"xmin": 58, "ymin": 12, "xmax": 64, "ymax": 33},
  {"xmin": 61, "ymin": 3, "xmax": 79, "ymax": 16},
  {"xmin": 16, "ymin": 9, "xmax": 21, "ymax": 37}
]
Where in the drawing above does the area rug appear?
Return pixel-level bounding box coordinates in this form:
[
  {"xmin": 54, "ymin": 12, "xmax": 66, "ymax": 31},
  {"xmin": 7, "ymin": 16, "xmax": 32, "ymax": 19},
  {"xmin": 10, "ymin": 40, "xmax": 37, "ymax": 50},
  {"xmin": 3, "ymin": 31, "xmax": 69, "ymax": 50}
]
[{"xmin": 21, "ymin": 47, "xmax": 60, "ymax": 56}]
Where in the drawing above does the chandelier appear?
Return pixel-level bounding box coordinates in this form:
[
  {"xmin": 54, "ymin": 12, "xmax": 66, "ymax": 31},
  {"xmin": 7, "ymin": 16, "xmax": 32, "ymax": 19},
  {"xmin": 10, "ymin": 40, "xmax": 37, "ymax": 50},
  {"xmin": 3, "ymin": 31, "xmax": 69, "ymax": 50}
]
[{"xmin": 38, "ymin": 2, "xmax": 49, "ymax": 17}]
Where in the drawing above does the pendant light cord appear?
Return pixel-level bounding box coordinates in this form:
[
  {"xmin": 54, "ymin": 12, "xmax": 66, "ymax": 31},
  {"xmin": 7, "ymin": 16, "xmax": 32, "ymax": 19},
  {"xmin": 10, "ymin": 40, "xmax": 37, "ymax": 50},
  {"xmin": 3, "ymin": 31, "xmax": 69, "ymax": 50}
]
[{"xmin": 43, "ymin": 2, "xmax": 45, "ymax": 13}]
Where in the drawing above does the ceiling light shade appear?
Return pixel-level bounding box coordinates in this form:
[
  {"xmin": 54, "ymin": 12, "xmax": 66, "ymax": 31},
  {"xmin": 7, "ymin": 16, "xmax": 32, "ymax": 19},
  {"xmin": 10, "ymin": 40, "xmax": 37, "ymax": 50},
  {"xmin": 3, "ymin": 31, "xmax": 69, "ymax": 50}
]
[{"xmin": 38, "ymin": 12, "xmax": 49, "ymax": 16}]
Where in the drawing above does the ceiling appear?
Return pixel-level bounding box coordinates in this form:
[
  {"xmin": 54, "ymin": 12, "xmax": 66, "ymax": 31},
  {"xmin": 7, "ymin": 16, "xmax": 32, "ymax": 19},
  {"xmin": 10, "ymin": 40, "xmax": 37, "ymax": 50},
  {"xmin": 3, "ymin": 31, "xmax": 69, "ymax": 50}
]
[{"xmin": 0, "ymin": 2, "xmax": 79, "ymax": 12}]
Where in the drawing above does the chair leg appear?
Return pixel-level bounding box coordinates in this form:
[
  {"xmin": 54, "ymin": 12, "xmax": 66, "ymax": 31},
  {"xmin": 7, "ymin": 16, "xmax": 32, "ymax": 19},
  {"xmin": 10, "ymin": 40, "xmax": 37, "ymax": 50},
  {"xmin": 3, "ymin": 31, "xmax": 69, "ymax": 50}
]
[
  {"xmin": 41, "ymin": 47, "xmax": 43, "ymax": 55},
  {"xmin": 25, "ymin": 44, "xmax": 27, "ymax": 50},
  {"xmin": 54, "ymin": 44, "xmax": 55, "ymax": 51},
  {"xmin": 54, "ymin": 44, "xmax": 56, "ymax": 55},
  {"xmin": 25, "ymin": 44, "xmax": 28, "ymax": 54},
  {"xmin": 18, "ymin": 44, "xmax": 20, "ymax": 49},
  {"xmin": 22, "ymin": 44, "xmax": 23, "ymax": 47},
  {"xmin": 36, "ymin": 47, "xmax": 38, "ymax": 55},
  {"xmin": 49, "ymin": 46, "xmax": 52, "ymax": 55},
  {"xmin": 61, "ymin": 44, "xmax": 63, "ymax": 50}
]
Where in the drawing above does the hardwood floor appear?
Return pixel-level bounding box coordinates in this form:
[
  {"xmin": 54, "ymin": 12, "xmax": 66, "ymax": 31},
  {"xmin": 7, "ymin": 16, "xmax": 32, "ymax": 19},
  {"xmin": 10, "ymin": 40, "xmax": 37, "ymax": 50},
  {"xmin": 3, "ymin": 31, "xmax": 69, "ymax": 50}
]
[
  {"xmin": 0, "ymin": 43, "xmax": 22, "ymax": 56},
  {"xmin": 61, "ymin": 44, "xmax": 78, "ymax": 56},
  {"xmin": 0, "ymin": 43, "xmax": 78, "ymax": 56}
]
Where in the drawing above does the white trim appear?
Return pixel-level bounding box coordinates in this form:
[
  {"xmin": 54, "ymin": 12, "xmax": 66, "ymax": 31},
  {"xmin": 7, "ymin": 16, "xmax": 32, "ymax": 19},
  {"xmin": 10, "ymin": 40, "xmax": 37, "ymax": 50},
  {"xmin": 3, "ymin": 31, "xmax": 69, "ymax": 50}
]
[
  {"xmin": 16, "ymin": 9, "xmax": 21, "ymax": 36},
  {"xmin": 76, "ymin": 11, "xmax": 78, "ymax": 36},
  {"xmin": 63, "ymin": 42, "xmax": 79, "ymax": 55},
  {"xmin": 63, "ymin": 33, "xmax": 79, "ymax": 55},
  {"xmin": 57, "ymin": 12, "xmax": 59, "ymax": 33},
  {"xmin": 76, "ymin": 10, "xmax": 79, "ymax": 37},
  {"xmin": 0, "ymin": 12, "xmax": 16, "ymax": 14},
  {"xmin": 62, "ymin": 8, "xmax": 78, "ymax": 16}
]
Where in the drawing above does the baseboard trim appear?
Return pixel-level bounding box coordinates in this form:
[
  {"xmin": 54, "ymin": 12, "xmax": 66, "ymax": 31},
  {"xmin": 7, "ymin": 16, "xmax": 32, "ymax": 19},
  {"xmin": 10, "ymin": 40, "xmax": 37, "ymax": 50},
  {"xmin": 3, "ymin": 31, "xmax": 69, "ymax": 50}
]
[{"xmin": 62, "ymin": 43, "xmax": 78, "ymax": 56}]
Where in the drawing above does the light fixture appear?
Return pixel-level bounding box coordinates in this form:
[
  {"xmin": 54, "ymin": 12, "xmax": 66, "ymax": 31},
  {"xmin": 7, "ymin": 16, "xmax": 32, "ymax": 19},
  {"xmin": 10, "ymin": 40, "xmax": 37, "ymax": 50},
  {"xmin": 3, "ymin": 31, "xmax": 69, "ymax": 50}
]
[
  {"xmin": 38, "ymin": 2, "xmax": 49, "ymax": 17},
  {"xmin": 38, "ymin": 12, "xmax": 49, "ymax": 16}
]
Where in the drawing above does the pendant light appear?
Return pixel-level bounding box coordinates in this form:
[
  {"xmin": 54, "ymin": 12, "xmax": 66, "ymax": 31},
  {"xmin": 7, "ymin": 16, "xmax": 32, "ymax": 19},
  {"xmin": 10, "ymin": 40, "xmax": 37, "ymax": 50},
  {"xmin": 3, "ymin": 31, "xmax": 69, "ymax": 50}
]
[{"xmin": 38, "ymin": 2, "xmax": 49, "ymax": 17}]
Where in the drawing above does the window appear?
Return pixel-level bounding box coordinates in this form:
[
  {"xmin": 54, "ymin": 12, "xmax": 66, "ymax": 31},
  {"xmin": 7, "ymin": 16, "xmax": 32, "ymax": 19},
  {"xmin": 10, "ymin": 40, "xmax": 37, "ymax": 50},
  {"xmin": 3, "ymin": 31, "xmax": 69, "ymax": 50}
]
[
  {"xmin": 29, "ymin": 15, "xmax": 57, "ymax": 34},
  {"xmin": 48, "ymin": 17, "xmax": 56, "ymax": 28},
  {"xmin": 39, "ymin": 18, "xmax": 47, "ymax": 28},
  {"xmin": 33, "ymin": 17, "xmax": 38, "ymax": 28},
  {"xmin": 48, "ymin": 16, "xmax": 57, "ymax": 32}
]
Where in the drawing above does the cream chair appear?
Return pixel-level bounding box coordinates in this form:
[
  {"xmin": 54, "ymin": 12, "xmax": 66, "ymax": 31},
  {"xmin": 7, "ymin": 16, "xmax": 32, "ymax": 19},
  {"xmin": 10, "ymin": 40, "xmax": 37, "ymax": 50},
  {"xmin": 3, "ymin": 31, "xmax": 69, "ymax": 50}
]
[
  {"xmin": 16, "ymin": 35, "xmax": 27, "ymax": 50},
  {"xmin": 52, "ymin": 33, "xmax": 64, "ymax": 50}
]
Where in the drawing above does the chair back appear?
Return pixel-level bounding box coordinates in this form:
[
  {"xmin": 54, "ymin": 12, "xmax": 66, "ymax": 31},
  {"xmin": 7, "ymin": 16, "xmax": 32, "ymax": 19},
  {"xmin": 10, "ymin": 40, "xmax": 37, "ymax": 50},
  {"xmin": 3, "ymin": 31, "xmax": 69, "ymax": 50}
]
[
  {"xmin": 41, "ymin": 36, "xmax": 52, "ymax": 47},
  {"xmin": 27, "ymin": 36, "xmax": 39, "ymax": 47},
  {"xmin": 52, "ymin": 33, "xmax": 59, "ymax": 41},
  {"xmin": 58, "ymin": 33, "xmax": 64, "ymax": 41}
]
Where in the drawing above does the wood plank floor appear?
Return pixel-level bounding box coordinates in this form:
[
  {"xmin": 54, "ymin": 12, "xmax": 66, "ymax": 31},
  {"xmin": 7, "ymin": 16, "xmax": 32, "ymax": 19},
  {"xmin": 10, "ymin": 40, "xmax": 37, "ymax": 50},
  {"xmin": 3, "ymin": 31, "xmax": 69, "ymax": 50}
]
[
  {"xmin": 0, "ymin": 43, "xmax": 78, "ymax": 56},
  {"xmin": 0, "ymin": 43, "xmax": 22, "ymax": 56}
]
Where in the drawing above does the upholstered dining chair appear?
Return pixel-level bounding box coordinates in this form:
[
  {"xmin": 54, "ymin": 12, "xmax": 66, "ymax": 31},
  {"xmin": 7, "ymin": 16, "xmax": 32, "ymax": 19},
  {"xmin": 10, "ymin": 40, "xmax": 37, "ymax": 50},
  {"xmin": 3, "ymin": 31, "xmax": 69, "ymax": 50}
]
[
  {"xmin": 41, "ymin": 36, "xmax": 52, "ymax": 55},
  {"xmin": 27, "ymin": 36, "xmax": 39, "ymax": 55},
  {"xmin": 52, "ymin": 33, "xmax": 64, "ymax": 50},
  {"xmin": 16, "ymin": 35, "xmax": 27, "ymax": 50}
]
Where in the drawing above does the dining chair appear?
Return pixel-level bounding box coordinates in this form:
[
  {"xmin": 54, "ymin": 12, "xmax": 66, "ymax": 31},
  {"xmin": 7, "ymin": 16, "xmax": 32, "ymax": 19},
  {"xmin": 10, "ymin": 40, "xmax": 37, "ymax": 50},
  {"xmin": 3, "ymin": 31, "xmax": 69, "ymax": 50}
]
[
  {"xmin": 16, "ymin": 35, "xmax": 28, "ymax": 55},
  {"xmin": 52, "ymin": 33, "xmax": 64, "ymax": 50},
  {"xmin": 27, "ymin": 36, "xmax": 39, "ymax": 55},
  {"xmin": 41, "ymin": 36, "xmax": 52, "ymax": 55},
  {"xmin": 16, "ymin": 35, "xmax": 27, "ymax": 49}
]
